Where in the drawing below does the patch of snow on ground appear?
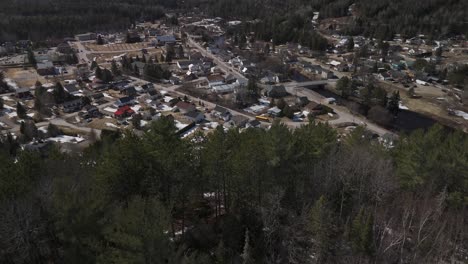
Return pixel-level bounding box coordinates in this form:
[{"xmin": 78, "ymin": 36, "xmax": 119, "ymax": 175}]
[
  {"xmin": 174, "ymin": 120, "xmax": 188, "ymax": 130},
  {"xmin": 159, "ymin": 104, "xmax": 173, "ymax": 112},
  {"xmin": 399, "ymin": 102, "xmax": 409, "ymax": 110},
  {"xmin": 140, "ymin": 120, "xmax": 148, "ymax": 127},
  {"xmin": 104, "ymin": 107, "xmax": 117, "ymax": 113},
  {"xmin": 2, "ymin": 96, "xmax": 14, "ymax": 101},
  {"xmin": 103, "ymin": 93, "xmax": 113, "ymax": 99},
  {"xmin": 131, "ymin": 105, "xmax": 142, "ymax": 112},
  {"xmin": 106, "ymin": 123, "xmax": 119, "ymax": 128},
  {"xmin": 5, "ymin": 78, "xmax": 18, "ymax": 90},
  {"xmin": 47, "ymin": 135, "xmax": 85, "ymax": 144},
  {"xmin": 454, "ymin": 110, "xmax": 468, "ymax": 120},
  {"xmin": 38, "ymin": 127, "xmax": 48, "ymax": 133},
  {"xmin": 163, "ymin": 96, "xmax": 174, "ymax": 103}
]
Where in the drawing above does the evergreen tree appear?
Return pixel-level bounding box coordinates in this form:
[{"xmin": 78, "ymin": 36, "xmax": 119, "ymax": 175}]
[
  {"xmin": 90, "ymin": 60, "xmax": 98, "ymax": 71},
  {"xmin": 350, "ymin": 209, "xmax": 374, "ymax": 255},
  {"xmin": 387, "ymin": 91, "xmax": 400, "ymax": 116},
  {"xmin": 16, "ymin": 102, "xmax": 27, "ymax": 119},
  {"xmin": 347, "ymin": 37, "xmax": 354, "ymax": 52},
  {"xmin": 27, "ymin": 49, "xmax": 36, "ymax": 68},
  {"xmin": 308, "ymin": 196, "xmax": 334, "ymax": 261},
  {"xmin": 111, "ymin": 60, "xmax": 121, "ymax": 77},
  {"xmin": 95, "ymin": 67, "xmax": 103, "ymax": 80},
  {"xmin": 53, "ymin": 82, "xmax": 67, "ymax": 104},
  {"xmin": 96, "ymin": 35, "xmax": 104, "ymax": 45}
]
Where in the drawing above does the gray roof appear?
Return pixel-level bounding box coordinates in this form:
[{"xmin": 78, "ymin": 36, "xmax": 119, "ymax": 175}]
[
  {"xmin": 156, "ymin": 35, "xmax": 176, "ymax": 42},
  {"xmin": 185, "ymin": 110, "xmax": 204, "ymax": 119}
]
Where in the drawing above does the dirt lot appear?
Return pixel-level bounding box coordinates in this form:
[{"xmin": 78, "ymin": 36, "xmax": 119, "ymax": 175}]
[
  {"xmin": 84, "ymin": 42, "xmax": 151, "ymax": 52},
  {"xmin": 3, "ymin": 68, "xmax": 48, "ymax": 87}
]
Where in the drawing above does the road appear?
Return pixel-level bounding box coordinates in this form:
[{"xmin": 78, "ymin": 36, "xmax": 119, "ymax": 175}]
[
  {"xmin": 172, "ymin": 38, "xmax": 394, "ymax": 135},
  {"xmin": 186, "ymin": 35, "xmax": 247, "ymax": 82}
]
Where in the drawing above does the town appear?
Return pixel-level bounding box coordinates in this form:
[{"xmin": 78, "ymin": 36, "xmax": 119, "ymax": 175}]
[
  {"xmin": 0, "ymin": 11, "xmax": 467, "ymax": 151},
  {"xmin": 0, "ymin": 1, "xmax": 467, "ymax": 263}
]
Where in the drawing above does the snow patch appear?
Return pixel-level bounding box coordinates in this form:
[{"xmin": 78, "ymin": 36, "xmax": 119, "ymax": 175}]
[{"xmin": 47, "ymin": 135, "xmax": 85, "ymax": 144}]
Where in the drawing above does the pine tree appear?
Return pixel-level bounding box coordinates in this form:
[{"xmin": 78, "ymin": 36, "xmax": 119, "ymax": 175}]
[
  {"xmin": 95, "ymin": 67, "xmax": 103, "ymax": 80},
  {"xmin": 347, "ymin": 37, "xmax": 354, "ymax": 52},
  {"xmin": 308, "ymin": 196, "xmax": 334, "ymax": 261},
  {"xmin": 96, "ymin": 35, "xmax": 104, "ymax": 45},
  {"xmin": 387, "ymin": 91, "xmax": 400, "ymax": 116},
  {"xmin": 90, "ymin": 60, "xmax": 98, "ymax": 71},
  {"xmin": 111, "ymin": 60, "xmax": 121, "ymax": 77},
  {"xmin": 350, "ymin": 208, "xmax": 374, "ymax": 255},
  {"xmin": 27, "ymin": 49, "xmax": 36, "ymax": 68},
  {"xmin": 16, "ymin": 102, "xmax": 27, "ymax": 119}
]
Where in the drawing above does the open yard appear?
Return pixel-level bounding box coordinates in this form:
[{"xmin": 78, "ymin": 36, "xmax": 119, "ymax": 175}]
[
  {"xmin": 83, "ymin": 42, "xmax": 151, "ymax": 52},
  {"xmin": 3, "ymin": 67, "xmax": 48, "ymax": 88}
]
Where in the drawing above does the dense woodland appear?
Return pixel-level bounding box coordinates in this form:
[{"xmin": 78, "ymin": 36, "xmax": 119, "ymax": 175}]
[
  {"xmin": 0, "ymin": 118, "xmax": 467, "ymax": 263},
  {"xmin": 189, "ymin": 0, "xmax": 467, "ymax": 38},
  {"xmin": 0, "ymin": 0, "xmax": 175, "ymax": 41},
  {"xmin": 1, "ymin": 0, "xmax": 466, "ymax": 43}
]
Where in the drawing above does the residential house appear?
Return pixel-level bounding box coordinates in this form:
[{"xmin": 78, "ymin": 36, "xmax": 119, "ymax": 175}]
[
  {"xmin": 185, "ymin": 110, "xmax": 204, "ymax": 123},
  {"xmin": 37, "ymin": 61, "xmax": 55, "ymax": 75},
  {"xmin": 260, "ymin": 74, "xmax": 280, "ymax": 85},
  {"xmin": 170, "ymin": 76, "xmax": 181, "ymax": 85},
  {"xmin": 121, "ymin": 86, "xmax": 137, "ymax": 97},
  {"xmin": 155, "ymin": 35, "xmax": 176, "ymax": 46},
  {"xmin": 321, "ymin": 70, "xmax": 334, "ymax": 79},
  {"xmin": 84, "ymin": 105, "xmax": 101, "ymax": 117},
  {"xmin": 15, "ymin": 88, "xmax": 33, "ymax": 99},
  {"xmin": 207, "ymin": 75, "xmax": 225, "ymax": 88},
  {"xmin": 177, "ymin": 60, "xmax": 197, "ymax": 70},
  {"xmin": 212, "ymin": 105, "xmax": 231, "ymax": 121},
  {"xmin": 225, "ymin": 73, "xmax": 237, "ymax": 84},
  {"xmin": 89, "ymin": 93, "xmax": 104, "ymax": 103},
  {"xmin": 115, "ymin": 96, "xmax": 135, "ymax": 107},
  {"xmin": 231, "ymin": 115, "xmax": 249, "ymax": 127},
  {"xmin": 146, "ymin": 88, "xmax": 160, "ymax": 100},
  {"xmin": 265, "ymin": 85, "xmax": 288, "ymax": 98},
  {"xmin": 212, "ymin": 84, "xmax": 237, "ymax": 94},
  {"xmin": 175, "ymin": 101, "xmax": 196, "ymax": 114},
  {"xmin": 246, "ymin": 119, "xmax": 261, "ymax": 128},
  {"xmin": 64, "ymin": 84, "xmax": 80, "ymax": 95},
  {"xmin": 141, "ymin": 83, "xmax": 154, "ymax": 90},
  {"xmin": 114, "ymin": 105, "xmax": 135, "ymax": 119},
  {"xmin": 57, "ymin": 43, "xmax": 73, "ymax": 54},
  {"xmin": 267, "ymin": 106, "xmax": 282, "ymax": 117},
  {"xmin": 63, "ymin": 98, "xmax": 83, "ymax": 113}
]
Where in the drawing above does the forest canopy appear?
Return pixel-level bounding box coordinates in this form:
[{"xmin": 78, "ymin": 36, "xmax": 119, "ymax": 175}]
[{"xmin": 0, "ymin": 119, "xmax": 466, "ymax": 263}]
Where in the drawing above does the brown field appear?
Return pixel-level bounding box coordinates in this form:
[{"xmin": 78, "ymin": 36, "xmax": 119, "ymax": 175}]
[
  {"xmin": 3, "ymin": 68, "xmax": 48, "ymax": 87},
  {"xmin": 84, "ymin": 42, "xmax": 150, "ymax": 52}
]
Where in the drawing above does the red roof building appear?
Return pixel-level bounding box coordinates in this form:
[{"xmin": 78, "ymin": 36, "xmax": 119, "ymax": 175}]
[{"xmin": 114, "ymin": 105, "xmax": 135, "ymax": 118}]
